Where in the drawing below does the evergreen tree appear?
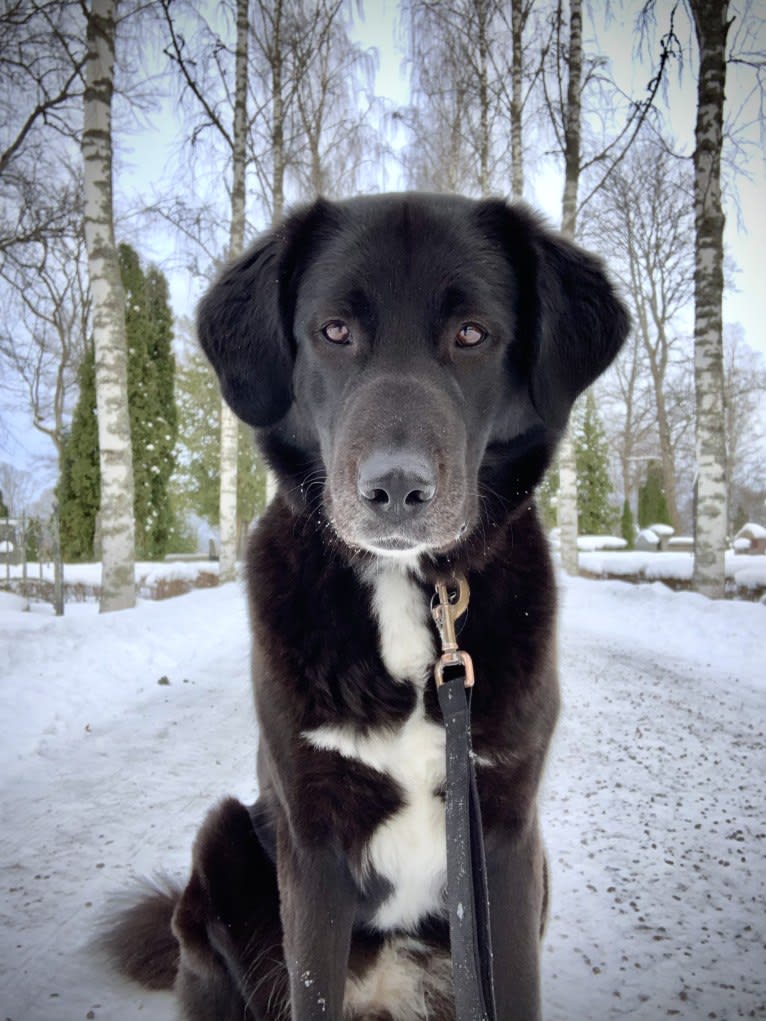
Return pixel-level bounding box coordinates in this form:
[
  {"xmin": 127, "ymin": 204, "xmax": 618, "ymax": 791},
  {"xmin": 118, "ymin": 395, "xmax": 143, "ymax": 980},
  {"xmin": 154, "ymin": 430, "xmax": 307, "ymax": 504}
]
[
  {"xmin": 172, "ymin": 350, "xmax": 266, "ymax": 536},
  {"xmin": 118, "ymin": 244, "xmax": 177, "ymax": 559},
  {"xmin": 144, "ymin": 265, "xmax": 177, "ymax": 555},
  {"xmin": 58, "ymin": 343, "xmax": 100, "ymax": 561},
  {"xmin": 637, "ymin": 460, "xmax": 672, "ymax": 528},
  {"xmin": 575, "ymin": 390, "xmax": 615, "ymax": 534},
  {"xmin": 620, "ymin": 499, "xmax": 635, "ymax": 549},
  {"xmin": 0, "ymin": 490, "xmax": 8, "ymax": 518},
  {"xmin": 24, "ymin": 517, "xmax": 43, "ymax": 561},
  {"xmin": 732, "ymin": 504, "xmax": 747, "ymax": 534}
]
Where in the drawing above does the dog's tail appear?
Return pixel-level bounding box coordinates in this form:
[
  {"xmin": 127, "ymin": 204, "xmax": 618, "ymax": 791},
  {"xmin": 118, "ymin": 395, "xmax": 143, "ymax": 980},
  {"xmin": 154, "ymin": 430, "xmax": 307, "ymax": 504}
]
[{"xmin": 99, "ymin": 876, "xmax": 182, "ymax": 991}]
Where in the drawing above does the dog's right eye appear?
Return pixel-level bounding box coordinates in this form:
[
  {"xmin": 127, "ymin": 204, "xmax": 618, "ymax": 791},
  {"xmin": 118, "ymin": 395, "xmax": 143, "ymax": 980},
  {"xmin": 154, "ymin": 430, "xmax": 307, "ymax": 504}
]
[{"xmin": 321, "ymin": 321, "xmax": 351, "ymax": 345}]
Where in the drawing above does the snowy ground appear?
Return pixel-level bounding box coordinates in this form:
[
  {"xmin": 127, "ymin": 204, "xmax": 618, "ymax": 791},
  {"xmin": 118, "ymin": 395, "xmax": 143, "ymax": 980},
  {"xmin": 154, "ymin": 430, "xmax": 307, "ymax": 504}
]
[
  {"xmin": 0, "ymin": 573, "xmax": 763, "ymax": 1020},
  {"xmin": 577, "ymin": 549, "xmax": 766, "ymax": 595}
]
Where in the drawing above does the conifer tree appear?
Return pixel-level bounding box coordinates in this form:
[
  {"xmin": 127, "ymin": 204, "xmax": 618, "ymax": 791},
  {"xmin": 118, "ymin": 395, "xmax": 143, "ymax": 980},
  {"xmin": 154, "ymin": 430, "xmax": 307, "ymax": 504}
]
[
  {"xmin": 173, "ymin": 351, "xmax": 266, "ymax": 540},
  {"xmin": 58, "ymin": 343, "xmax": 100, "ymax": 561},
  {"xmin": 143, "ymin": 266, "xmax": 177, "ymax": 556},
  {"xmin": 120, "ymin": 243, "xmax": 153, "ymax": 556},
  {"xmin": 0, "ymin": 490, "xmax": 8, "ymax": 518},
  {"xmin": 575, "ymin": 390, "xmax": 615, "ymax": 535},
  {"xmin": 620, "ymin": 499, "xmax": 635, "ymax": 549},
  {"xmin": 24, "ymin": 518, "xmax": 43, "ymax": 561},
  {"xmin": 638, "ymin": 460, "xmax": 672, "ymax": 529},
  {"xmin": 118, "ymin": 244, "xmax": 177, "ymax": 558}
]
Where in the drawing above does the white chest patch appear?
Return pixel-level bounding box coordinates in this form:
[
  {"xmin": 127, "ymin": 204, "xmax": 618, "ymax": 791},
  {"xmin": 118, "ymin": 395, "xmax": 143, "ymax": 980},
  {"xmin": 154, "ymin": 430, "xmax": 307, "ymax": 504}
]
[
  {"xmin": 304, "ymin": 710, "xmax": 447, "ymax": 930},
  {"xmin": 302, "ymin": 563, "xmax": 447, "ymax": 932},
  {"xmin": 364, "ymin": 562, "xmax": 435, "ymax": 684}
]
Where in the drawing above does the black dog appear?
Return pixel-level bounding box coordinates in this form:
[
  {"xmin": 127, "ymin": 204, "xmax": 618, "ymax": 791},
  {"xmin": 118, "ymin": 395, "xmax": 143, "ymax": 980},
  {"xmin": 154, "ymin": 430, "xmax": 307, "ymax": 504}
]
[{"xmin": 105, "ymin": 193, "xmax": 628, "ymax": 1020}]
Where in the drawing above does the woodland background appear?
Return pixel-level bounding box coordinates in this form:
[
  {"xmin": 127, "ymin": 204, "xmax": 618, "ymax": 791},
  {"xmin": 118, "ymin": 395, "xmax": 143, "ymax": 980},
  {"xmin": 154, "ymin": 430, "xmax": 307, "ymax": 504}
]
[{"xmin": 1, "ymin": 0, "xmax": 764, "ymax": 609}]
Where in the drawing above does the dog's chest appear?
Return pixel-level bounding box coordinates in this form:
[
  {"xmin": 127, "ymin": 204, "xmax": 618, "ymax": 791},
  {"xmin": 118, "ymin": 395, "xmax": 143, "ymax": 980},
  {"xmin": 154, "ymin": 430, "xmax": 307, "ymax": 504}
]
[{"xmin": 304, "ymin": 565, "xmax": 447, "ymax": 931}]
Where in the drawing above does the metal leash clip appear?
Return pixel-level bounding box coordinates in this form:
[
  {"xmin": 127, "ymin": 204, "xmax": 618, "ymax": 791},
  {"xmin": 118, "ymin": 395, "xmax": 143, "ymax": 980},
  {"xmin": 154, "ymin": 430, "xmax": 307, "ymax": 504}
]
[{"xmin": 431, "ymin": 575, "xmax": 475, "ymax": 688}]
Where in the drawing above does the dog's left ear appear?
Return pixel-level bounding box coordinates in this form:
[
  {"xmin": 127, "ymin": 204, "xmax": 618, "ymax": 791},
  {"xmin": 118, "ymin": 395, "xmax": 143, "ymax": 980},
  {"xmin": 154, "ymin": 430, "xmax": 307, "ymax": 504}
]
[
  {"xmin": 485, "ymin": 201, "xmax": 630, "ymax": 431},
  {"xmin": 197, "ymin": 200, "xmax": 334, "ymax": 427}
]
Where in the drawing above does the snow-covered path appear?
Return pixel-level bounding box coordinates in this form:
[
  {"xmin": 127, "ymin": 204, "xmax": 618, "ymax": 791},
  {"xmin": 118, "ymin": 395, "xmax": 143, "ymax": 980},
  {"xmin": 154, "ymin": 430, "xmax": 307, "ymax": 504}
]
[{"xmin": 0, "ymin": 576, "xmax": 763, "ymax": 1020}]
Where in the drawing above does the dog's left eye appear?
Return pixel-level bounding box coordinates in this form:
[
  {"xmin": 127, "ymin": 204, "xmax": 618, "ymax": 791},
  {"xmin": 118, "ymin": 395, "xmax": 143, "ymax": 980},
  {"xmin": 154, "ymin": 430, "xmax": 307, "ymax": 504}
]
[
  {"xmin": 322, "ymin": 320, "xmax": 351, "ymax": 345},
  {"xmin": 456, "ymin": 323, "xmax": 487, "ymax": 348}
]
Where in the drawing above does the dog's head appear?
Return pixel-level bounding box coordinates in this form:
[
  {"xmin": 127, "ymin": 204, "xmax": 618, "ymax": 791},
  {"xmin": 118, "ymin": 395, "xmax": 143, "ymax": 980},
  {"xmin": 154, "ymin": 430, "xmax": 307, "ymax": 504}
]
[{"xmin": 198, "ymin": 193, "xmax": 628, "ymax": 561}]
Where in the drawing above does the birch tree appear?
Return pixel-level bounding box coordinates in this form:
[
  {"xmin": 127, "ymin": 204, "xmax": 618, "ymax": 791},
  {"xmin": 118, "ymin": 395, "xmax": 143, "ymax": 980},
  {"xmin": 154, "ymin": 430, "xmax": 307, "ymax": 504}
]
[
  {"xmin": 82, "ymin": 0, "xmax": 136, "ymax": 611},
  {"xmin": 550, "ymin": 0, "xmax": 583, "ymax": 574},
  {"xmin": 586, "ymin": 140, "xmax": 695, "ymax": 531},
  {"xmin": 540, "ymin": 0, "xmax": 677, "ymax": 573},
  {"xmin": 218, "ymin": 0, "xmax": 248, "ymax": 583},
  {"xmin": 160, "ymin": 0, "xmax": 248, "ymax": 580},
  {"xmin": 688, "ymin": 0, "xmax": 730, "ymax": 597},
  {"xmin": 404, "ymin": 0, "xmax": 505, "ymax": 196}
]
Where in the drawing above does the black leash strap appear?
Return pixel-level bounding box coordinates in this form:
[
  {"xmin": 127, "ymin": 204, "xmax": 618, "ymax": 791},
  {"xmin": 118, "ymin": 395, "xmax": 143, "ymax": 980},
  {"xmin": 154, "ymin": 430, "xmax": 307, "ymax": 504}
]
[{"xmin": 432, "ymin": 579, "xmax": 497, "ymax": 1021}]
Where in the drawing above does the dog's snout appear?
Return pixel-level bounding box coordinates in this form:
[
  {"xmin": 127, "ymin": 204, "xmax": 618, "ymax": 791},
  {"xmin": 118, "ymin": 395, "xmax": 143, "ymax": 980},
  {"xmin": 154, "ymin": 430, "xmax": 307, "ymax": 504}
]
[{"xmin": 357, "ymin": 452, "xmax": 437, "ymax": 521}]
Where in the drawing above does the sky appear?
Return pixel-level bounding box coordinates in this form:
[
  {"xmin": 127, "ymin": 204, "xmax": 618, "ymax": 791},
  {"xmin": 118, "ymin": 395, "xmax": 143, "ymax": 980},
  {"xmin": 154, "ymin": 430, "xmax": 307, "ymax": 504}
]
[{"xmin": 1, "ymin": 0, "xmax": 764, "ymax": 499}]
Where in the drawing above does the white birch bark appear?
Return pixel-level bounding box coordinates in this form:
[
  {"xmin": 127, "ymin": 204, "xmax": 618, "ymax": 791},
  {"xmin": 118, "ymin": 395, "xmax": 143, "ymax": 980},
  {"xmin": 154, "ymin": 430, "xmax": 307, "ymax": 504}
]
[
  {"xmin": 557, "ymin": 429, "xmax": 579, "ymax": 573},
  {"xmin": 510, "ymin": 0, "xmax": 525, "ymax": 201},
  {"xmin": 690, "ymin": 0, "xmax": 729, "ymax": 598},
  {"xmin": 218, "ymin": 402, "xmax": 240, "ymax": 582},
  {"xmin": 556, "ymin": 0, "xmax": 583, "ymax": 576},
  {"xmin": 82, "ymin": 0, "xmax": 136, "ymax": 612},
  {"xmin": 217, "ymin": 0, "xmax": 249, "ymax": 584}
]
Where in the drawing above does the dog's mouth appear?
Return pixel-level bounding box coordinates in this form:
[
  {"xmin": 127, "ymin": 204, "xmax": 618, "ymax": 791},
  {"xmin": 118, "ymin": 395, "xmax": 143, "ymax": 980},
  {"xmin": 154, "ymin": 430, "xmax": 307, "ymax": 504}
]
[
  {"xmin": 330, "ymin": 517, "xmax": 472, "ymax": 561},
  {"xmin": 356, "ymin": 535, "xmax": 437, "ymax": 559},
  {"xmin": 368, "ymin": 536, "xmax": 421, "ymax": 552}
]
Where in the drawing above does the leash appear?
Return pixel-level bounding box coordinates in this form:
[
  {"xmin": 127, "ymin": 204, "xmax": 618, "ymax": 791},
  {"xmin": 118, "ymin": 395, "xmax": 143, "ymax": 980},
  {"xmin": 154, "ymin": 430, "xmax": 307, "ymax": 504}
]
[{"xmin": 432, "ymin": 577, "xmax": 497, "ymax": 1021}]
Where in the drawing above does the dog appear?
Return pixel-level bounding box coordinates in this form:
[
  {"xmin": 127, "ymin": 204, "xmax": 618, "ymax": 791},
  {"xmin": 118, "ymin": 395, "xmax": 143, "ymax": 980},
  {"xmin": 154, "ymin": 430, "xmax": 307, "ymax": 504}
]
[{"xmin": 103, "ymin": 192, "xmax": 628, "ymax": 1020}]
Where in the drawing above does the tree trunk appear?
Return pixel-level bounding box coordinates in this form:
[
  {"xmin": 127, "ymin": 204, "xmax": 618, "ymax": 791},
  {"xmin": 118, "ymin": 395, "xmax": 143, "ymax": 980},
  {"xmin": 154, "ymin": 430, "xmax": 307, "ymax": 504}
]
[
  {"xmin": 82, "ymin": 0, "xmax": 136, "ymax": 612},
  {"xmin": 648, "ymin": 349, "xmax": 681, "ymax": 530},
  {"xmin": 476, "ymin": 0, "xmax": 491, "ymax": 196},
  {"xmin": 218, "ymin": 0, "xmax": 249, "ymax": 584},
  {"xmin": 690, "ymin": 0, "xmax": 729, "ymax": 598},
  {"xmin": 510, "ymin": 0, "xmax": 524, "ymax": 200},
  {"xmin": 557, "ymin": 0, "xmax": 583, "ymax": 576},
  {"xmin": 271, "ymin": 0, "xmax": 286, "ymax": 223}
]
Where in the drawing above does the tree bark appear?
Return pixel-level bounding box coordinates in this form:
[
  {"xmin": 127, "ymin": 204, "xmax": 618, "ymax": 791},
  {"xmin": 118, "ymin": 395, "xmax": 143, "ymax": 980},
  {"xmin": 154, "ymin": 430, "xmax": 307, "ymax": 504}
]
[
  {"xmin": 690, "ymin": 0, "xmax": 729, "ymax": 597},
  {"xmin": 476, "ymin": 0, "xmax": 491, "ymax": 196},
  {"xmin": 218, "ymin": 0, "xmax": 249, "ymax": 584},
  {"xmin": 82, "ymin": 0, "xmax": 136, "ymax": 612},
  {"xmin": 270, "ymin": 0, "xmax": 286, "ymax": 223},
  {"xmin": 510, "ymin": 0, "xmax": 525, "ymax": 200},
  {"xmin": 557, "ymin": 0, "xmax": 583, "ymax": 576}
]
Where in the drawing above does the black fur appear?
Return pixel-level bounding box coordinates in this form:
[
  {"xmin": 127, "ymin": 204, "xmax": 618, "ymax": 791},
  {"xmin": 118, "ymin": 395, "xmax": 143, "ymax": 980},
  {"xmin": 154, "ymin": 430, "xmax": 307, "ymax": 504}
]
[{"xmin": 104, "ymin": 193, "xmax": 628, "ymax": 1020}]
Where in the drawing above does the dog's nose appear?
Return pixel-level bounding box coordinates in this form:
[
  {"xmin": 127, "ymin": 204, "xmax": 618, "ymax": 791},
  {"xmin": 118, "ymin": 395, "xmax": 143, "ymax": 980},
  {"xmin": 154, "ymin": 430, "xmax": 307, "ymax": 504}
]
[{"xmin": 357, "ymin": 452, "xmax": 436, "ymax": 520}]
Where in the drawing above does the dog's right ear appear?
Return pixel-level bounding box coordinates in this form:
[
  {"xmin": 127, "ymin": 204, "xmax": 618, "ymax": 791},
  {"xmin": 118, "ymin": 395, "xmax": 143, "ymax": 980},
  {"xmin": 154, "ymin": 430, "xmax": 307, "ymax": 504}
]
[{"xmin": 197, "ymin": 200, "xmax": 333, "ymax": 427}]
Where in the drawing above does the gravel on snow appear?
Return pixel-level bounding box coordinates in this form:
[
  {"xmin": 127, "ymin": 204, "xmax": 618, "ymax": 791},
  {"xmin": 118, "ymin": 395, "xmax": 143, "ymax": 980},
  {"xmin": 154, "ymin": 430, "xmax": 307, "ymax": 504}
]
[{"xmin": 0, "ymin": 574, "xmax": 762, "ymax": 1021}]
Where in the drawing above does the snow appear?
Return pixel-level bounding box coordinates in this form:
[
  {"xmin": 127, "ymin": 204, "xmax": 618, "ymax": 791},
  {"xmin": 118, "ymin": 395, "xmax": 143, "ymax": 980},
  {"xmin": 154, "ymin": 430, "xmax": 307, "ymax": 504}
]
[
  {"xmin": 0, "ymin": 574, "xmax": 763, "ymax": 1020},
  {"xmin": 636, "ymin": 528, "xmax": 660, "ymax": 546},
  {"xmin": 737, "ymin": 522, "xmax": 766, "ymax": 540},
  {"xmin": 3, "ymin": 559, "xmax": 219, "ymax": 587},
  {"xmin": 0, "ymin": 590, "xmax": 28, "ymax": 613},
  {"xmin": 647, "ymin": 523, "xmax": 675, "ymax": 537},
  {"xmin": 580, "ymin": 549, "xmax": 766, "ymax": 591},
  {"xmin": 577, "ymin": 535, "xmax": 628, "ymax": 552}
]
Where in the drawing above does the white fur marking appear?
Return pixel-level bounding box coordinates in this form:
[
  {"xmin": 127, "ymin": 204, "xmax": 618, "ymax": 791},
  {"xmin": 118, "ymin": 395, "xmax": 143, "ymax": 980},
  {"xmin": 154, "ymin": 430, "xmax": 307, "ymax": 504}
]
[
  {"xmin": 303, "ymin": 710, "xmax": 447, "ymax": 930},
  {"xmin": 364, "ymin": 563, "xmax": 434, "ymax": 683},
  {"xmin": 304, "ymin": 566, "xmax": 448, "ymax": 931},
  {"xmin": 344, "ymin": 937, "xmax": 452, "ymax": 1020}
]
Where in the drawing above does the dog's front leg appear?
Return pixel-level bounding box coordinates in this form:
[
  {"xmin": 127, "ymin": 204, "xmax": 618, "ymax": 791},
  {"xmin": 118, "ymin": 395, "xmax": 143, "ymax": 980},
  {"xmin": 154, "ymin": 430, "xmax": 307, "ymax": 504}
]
[
  {"xmin": 278, "ymin": 834, "xmax": 357, "ymax": 1020},
  {"xmin": 485, "ymin": 823, "xmax": 546, "ymax": 1021}
]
